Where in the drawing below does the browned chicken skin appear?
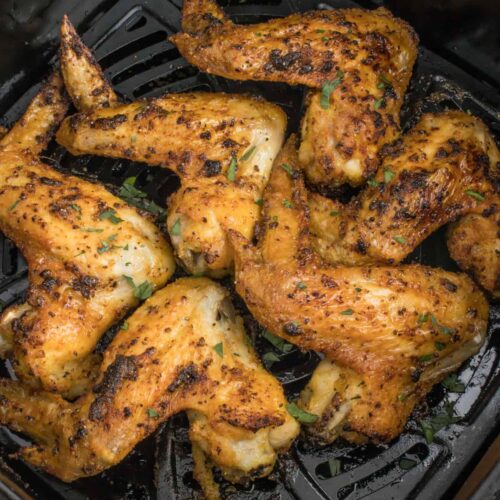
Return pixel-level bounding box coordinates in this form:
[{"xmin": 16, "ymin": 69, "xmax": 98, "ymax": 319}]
[
  {"xmin": 230, "ymin": 137, "xmax": 489, "ymax": 443},
  {"xmin": 171, "ymin": 0, "xmax": 418, "ymax": 186},
  {"xmin": 0, "ymin": 278, "xmax": 299, "ymax": 483},
  {"xmin": 308, "ymin": 111, "xmax": 499, "ymax": 295},
  {"xmin": 0, "ymin": 73, "xmax": 175, "ymax": 398},
  {"xmin": 447, "ymin": 208, "xmax": 500, "ymax": 299},
  {"xmin": 56, "ymin": 19, "xmax": 286, "ymax": 277}
]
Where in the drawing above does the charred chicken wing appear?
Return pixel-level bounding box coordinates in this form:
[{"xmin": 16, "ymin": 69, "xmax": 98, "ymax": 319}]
[
  {"xmin": 230, "ymin": 137, "xmax": 489, "ymax": 443},
  {"xmin": 309, "ymin": 111, "xmax": 499, "ymax": 295},
  {"xmin": 0, "ymin": 72, "xmax": 174, "ymax": 398},
  {"xmin": 56, "ymin": 18, "xmax": 286, "ymax": 277},
  {"xmin": 0, "ymin": 278, "xmax": 298, "ymax": 485},
  {"xmin": 171, "ymin": 0, "xmax": 418, "ymax": 186}
]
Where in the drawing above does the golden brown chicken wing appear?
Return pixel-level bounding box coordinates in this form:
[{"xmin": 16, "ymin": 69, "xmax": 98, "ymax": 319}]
[
  {"xmin": 56, "ymin": 18, "xmax": 286, "ymax": 277},
  {"xmin": 0, "ymin": 73, "xmax": 175, "ymax": 398},
  {"xmin": 0, "ymin": 277, "xmax": 299, "ymax": 485},
  {"xmin": 447, "ymin": 207, "xmax": 499, "ymax": 298},
  {"xmin": 309, "ymin": 111, "xmax": 499, "ymax": 287},
  {"xmin": 171, "ymin": 0, "xmax": 418, "ymax": 186},
  {"xmin": 230, "ymin": 137, "xmax": 488, "ymax": 443}
]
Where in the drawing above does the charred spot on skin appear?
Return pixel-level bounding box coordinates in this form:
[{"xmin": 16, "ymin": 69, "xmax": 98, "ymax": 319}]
[
  {"xmin": 90, "ymin": 114, "xmax": 127, "ymax": 130},
  {"xmin": 167, "ymin": 363, "xmax": 201, "ymax": 393},
  {"xmin": 71, "ymin": 275, "xmax": 99, "ymax": 299},
  {"xmin": 440, "ymin": 279, "xmax": 457, "ymax": 293},
  {"xmin": 68, "ymin": 425, "xmax": 87, "ymax": 448},
  {"xmin": 39, "ymin": 177, "xmax": 62, "ymax": 187},
  {"xmin": 89, "ymin": 355, "xmax": 138, "ymax": 422},
  {"xmin": 283, "ymin": 322, "xmax": 303, "ymax": 336},
  {"xmin": 265, "ymin": 49, "xmax": 302, "ymax": 72},
  {"xmin": 202, "ymin": 159, "xmax": 222, "ymax": 177}
]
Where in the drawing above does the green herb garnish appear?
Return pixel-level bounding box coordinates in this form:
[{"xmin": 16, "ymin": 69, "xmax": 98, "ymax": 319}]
[
  {"xmin": 393, "ymin": 235, "xmax": 406, "ymax": 244},
  {"xmin": 99, "ymin": 208, "xmax": 123, "ymax": 224},
  {"xmin": 81, "ymin": 227, "xmax": 103, "ymax": 233},
  {"xmin": 97, "ymin": 240, "xmax": 111, "ymax": 254},
  {"xmin": 418, "ymin": 353, "xmax": 435, "ymax": 363},
  {"xmin": 330, "ymin": 210, "xmax": 340, "ymax": 216},
  {"xmin": 286, "ymin": 402, "xmax": 318, "ymax": 423},
  {"xmin": 213, "ymin": 342, "xmax": 224, "ymax": 358},
  {"xmin": 147, "ymin": 408, "xmax": 159, "ymax": 418},
  {"xmin": 399, "ymin": 457, "xmax": 417, "ymax": 470},
  {"xmin": 340, "ymin": 309, "xmax": 353, "ymax": 316},
  {"xmin": 374, "ymin": 98, "xmax": 385, "ymax": 109},
  {"xmin": 384, "ymin": 167, "xmax": 395, "ymax": 183},
  {"xmin": 441, "ymin": 373, "xmax": 465, "ymax": 393},
  {"xmin": 420, "ymin": 401, "xmax": 460, "ymax": 443},
  {"xmin": 281, "ymin": 163, "xmax": 295, "ymax": 176},
  {"xmin": 171, "ymin": 218, "xmax": 181, "ymax": 236},
  {"xmin": 262, "ymin": 351, "xmax": 280, "ymax": 365},
  {"xmin": 367, "ymin": 179, "xmax": 379, "ymax": 187},
  {"xmin": 328, "ymin": 458, "xmax": 342, "ymax": 476},
  {"xmin": 320, "ymin": 70, "xmax": 344, "ymax": 109},
  {"xmin": 226, "ymin": 157, "xmax": 237, "ymax": 182},
  {"xmin": 121, "ymin": 321, "xmax": 129, "ymax": 331},
  {"xmin": 255, "ymin": 198, "xmax": 264, "ymax": 207},
  {"xmin": 240, "ymin": 145, "xmax": 256, "ymax": 161},
  {"xmin": 465, "ymin": 189, "xmax": 485, "ymax": 201},
  {"xmin": 435, "ymin": 341, "xmax": 445, "ymax": 351},
  {"xmin": 123, "ymin": 275, "xmax": 154, "ymax": 300},
  {"xmin": 261, "ymin": 329, "xmax": 294, "ymax": 353},
  {"xmin": 296, "ymin": 281, "xmax": 307, "ymax": 290},
  {"xmin": 118, "ymin": 177, "xmax": 166, "ymax": 219},
  {"xmin": 282, "ymin": 199, "xmax": 294, "ymax": 209}
]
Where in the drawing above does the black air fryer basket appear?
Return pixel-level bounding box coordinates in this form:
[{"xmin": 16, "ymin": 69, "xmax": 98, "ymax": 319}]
[{"xmin": 0, "ymin": 0, "xmax": 498, "ymax": 499}]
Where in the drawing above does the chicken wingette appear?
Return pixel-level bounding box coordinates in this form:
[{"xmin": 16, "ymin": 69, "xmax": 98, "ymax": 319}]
[
  {"xmin": 171, "ymin": 0, "xmax": 418, "ymax": 186},
  {"xmin": 230, "ymin": 137, "xmax": 488, "ymax": 443},
  {"xmin": 0, "ymin": 72, "xmax": 174, "ymax": 398},
  {"xmin": 0, "ymin": 278, "xmax": 299, "ymax": 488},
  {"xmin": 308, "ymin": 111, "xmax": 499, "ymax": 295},
  {"xmin": 56, "ymin": 18, "xmax": 286, "ymax": 277}
]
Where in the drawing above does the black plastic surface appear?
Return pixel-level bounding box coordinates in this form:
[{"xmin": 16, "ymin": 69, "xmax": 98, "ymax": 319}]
[{"xmin": 0, "ymin": 0, "xmax": 498, "ymax": 499}]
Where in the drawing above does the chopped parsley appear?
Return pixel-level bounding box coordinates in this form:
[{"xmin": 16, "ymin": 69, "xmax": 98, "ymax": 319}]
[
  {"xmin": 420, "ymin": 401, "xmax": 460, "ymax": 443},
  {"xmin": 99, "ymin": 208, "xmax": 123, "ymax": 224},
  {"xmin": 147, "ymin": 408, "xmax": 159, "ymax": 418},
  {"xmin": 330, "ymin": 210, "xmax": 340, "ymax": 216},
  {"xmin": 367, "ymin": 179, "xmax": 379, "ymax": 187},
  {"xmin": 399, "ymin": 457, "xmax": 417, "ymax": 470},
  {"xmin": 465, "ymin": 189, "xmax": 485, "ymax": 201},
  {"xmin": 97, "ymin": 240, "xmax": 111, "ymax": 254},
  {"xmin": 384, "ymin": 167, "xmax": 395, "ymax": 183},
  {"xmin": 255, "ymin": 198, "xmax": 264, "ymax": 207},
  {"xmin": 213, "ymin": 342, "xmax": 224, "ymax": 358},
  {"xmin": 261, "ymin": 329, "xmax": 294, "ymax": 353},
  {"xmin": 171, "ymin": 218, "xmax": 181, "ymax": 236},
  {"xmin": 354, "ymin": 287, "xmax": 362, "ymax": 293},
  {"xmin": 286, "ymin": 402, "xmax": 318, "ymax": 423},
  {"xmin": 417, "ymin": 313, "xmax": 429, "ymax": 324},
  {"xmin": 8, "ymin": 199, "xmax": 20, "ymax": 211},
  {"xmin": 120, "ymin": 321, "xmax": 129, "ymax": 331},
  {"xmin": 418, "ymin": 353, "xmax": 435, "ymax": 363},
  {"xmin": 393, "ymin": 235, "xmax": 406, "ymax": 244},
  {"xmin": 123, "ymin": 275, "xmax": 154, "ymax": 300},
  {"xmin": 226, "ymin": 157, "xmax": 237, "ymax": 182},
  {"xmin": 377, "ymin": 74, "xmax": 391, "ymax": 89},
  {"xmin": 296, "ymin": 281, "xmax": 307, "ymax": 290},
  {"xmin": 316, "ymin": 29, "xmax": 326, "ymax": 34},
  {"xmin": 130, "ymin": 134, "xmax": 137, "ymax": 143},
  {"xmin": 262, "ymin": 351, "xmax": 280, "ymax": 365},
  {"xmin": 441, "ymin": 373, "xmax": 465, "ymax": 393},
  {"xmin": 70, "ymin": 203, "xmax": 81, "ymax": 213},
  {"xmin": 374, "ymin": 97, "xmax": 385, "ymax": 109},
  {"xmin": 320, "ymin": 70, "xmax": 344, "ymax": 109},
  {"xmin": 118, "ymin": 177, "xmax": 166, "ymax": 219},
  {"xmin": 282, "ymin": 199, "xmax": 294, "ymax": 209},
  {"xmin": 435, "ymin": 341, "xmax": 446, "ymax": 351},
  {"xmin": 281, "ymin": 163, "xmax": 295, "ymax": 176},
  {"xmin": 340, "ymin": 308, "xmax": 353, "ymax": 316},
  {"xmin": 240, "ymin": 145, "xmax": 256, "ymax": 161},
  {"xmin": 430, "ymin": 314, "xmax": 455, "ymax": 335},
  {"xmin": 81, "ymin": 227, "xmax": 103, "ymax": 233},
  {"xmin": 328, "ymin": 458, "xmax": 342, "ymax": 476}
]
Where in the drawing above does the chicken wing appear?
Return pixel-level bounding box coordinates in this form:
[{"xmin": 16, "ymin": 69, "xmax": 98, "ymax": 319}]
[
  {"xmin": 171, "ymin": 0, "xmax": 418, "ymax": 186},
  {"xmin": 56, "ymin": 17, "xmax": 286, "ymax": 277},
  {"xmin": 230, "ymin": 137, "xmax": 488, "ymax": 443},
  {"xmin": 0, "ymin": 277, "xmax": 299, "ymax": 486},
  {"xmin": 0, "ymin": 72, "xmax": 175, "ymax": 398},
  {"xmin": 447, "ymin": 208, "xmax": 499, "ymax": 299},
  {"xmin": 309, "ymin": 111, "xmax": 499, "ymax": 292}
]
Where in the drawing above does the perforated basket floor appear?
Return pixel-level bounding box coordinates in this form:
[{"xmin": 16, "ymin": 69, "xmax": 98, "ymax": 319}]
[{"xmin": 0, "ymin": 0, "xmax": 498, "ymax": 499}]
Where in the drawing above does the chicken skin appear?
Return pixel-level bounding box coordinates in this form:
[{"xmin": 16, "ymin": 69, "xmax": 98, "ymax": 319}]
[
  {"xmin": 0, "ymin": 73, "xmax": 175, "ymax": 398},
  {"xmin": 308, "ymin": 111, "xmax": 499, "ymax": 295},
  {"xmin": 0, "ymin": 278, "xmax": 299, "ymax": 486},
  {"xmin": 56, "ymin": 18, "xmax": 286, "ymax": 277},
  {"xmin": 171, "ymin": 0, "xmax": 418, "ymax": 186},
  {"xmin": 230, "ymin": 137, "xmax": 489, "ymax": 443},
  {"xmin": 447, "ymin": 207, "xmax": 499, "ymax": 299}
]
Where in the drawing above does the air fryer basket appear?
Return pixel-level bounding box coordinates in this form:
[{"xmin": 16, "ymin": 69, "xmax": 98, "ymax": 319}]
[{"xmin": 0, "ymin": 0, "xmax": 498, "ymax": 499}]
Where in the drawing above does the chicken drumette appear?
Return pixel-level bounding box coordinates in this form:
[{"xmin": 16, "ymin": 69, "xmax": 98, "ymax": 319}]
[
  {"xmin": 0, "ymin": 73, "xmax": 174, "ymax": 398},
  {"xmin": 56, "ymin": 17, "xmax": 286, "ymax": 277},
  {"xmin": 0, "ymin": 278, "xmax": 299, "ymax": 488},
  {"xmin": 171, "ymin": 0, "xmax": 418, "ymax": 186},
  {"xmin": 230, "ymin": 137, "xmax": 488, "ymax": 443}
]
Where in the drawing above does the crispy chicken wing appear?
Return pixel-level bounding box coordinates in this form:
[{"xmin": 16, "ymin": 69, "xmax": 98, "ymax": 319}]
[
  {"xmin": 447, "ymin": 208, "xmax": 499, "ymax": 298},
  {"xmin": 171, "ymin": 0, "xmax": 418, "ymax": 186},
  {"xmin": 0, "ymin": 73, "xmax": 174, "ymax": 398},
  {"xmin": 0, "ymin": 277, "xmax": 299, "ymax": 485},
  {"xmin": 230, "ymin": 137, "xmax": 488, "ymax": 443},
  {"xmin": 56, "ymin": 19, "xmax": 286, "ymax": 277},
  {"xmin": 309, "ymin": 111, "xmax": 500, "ymax": 293}
]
